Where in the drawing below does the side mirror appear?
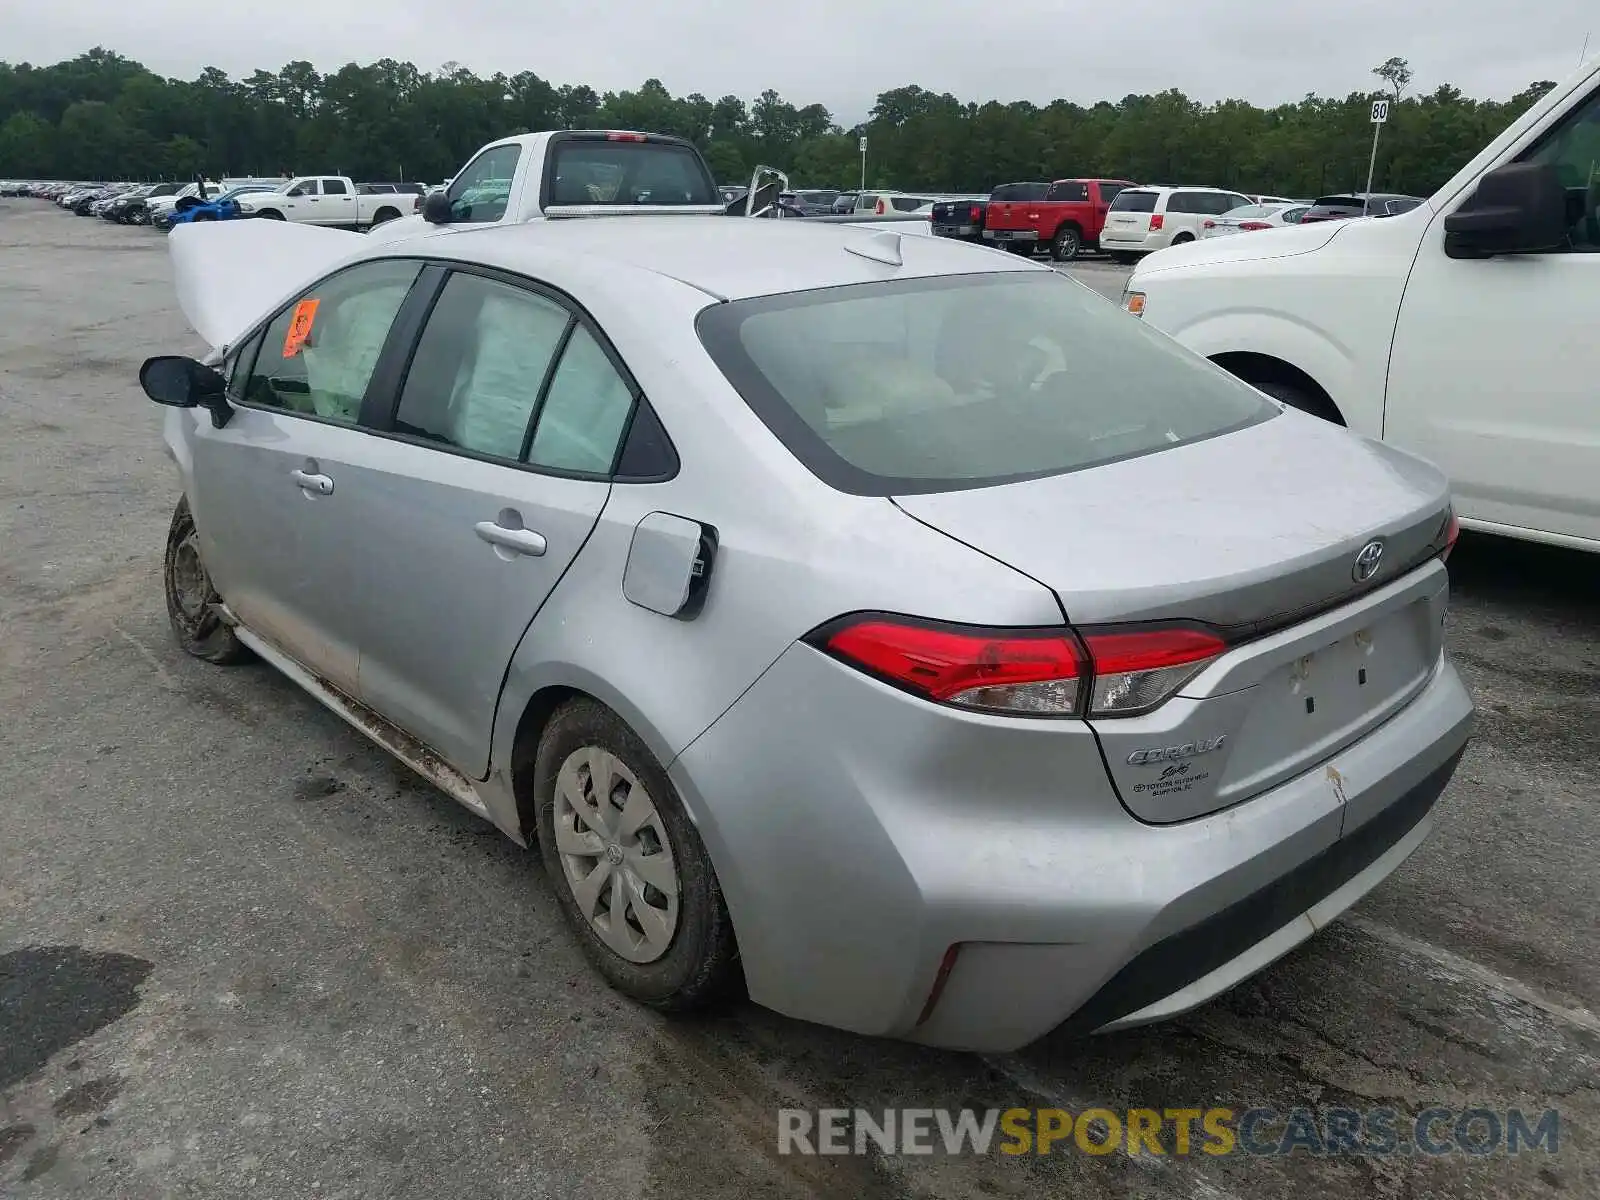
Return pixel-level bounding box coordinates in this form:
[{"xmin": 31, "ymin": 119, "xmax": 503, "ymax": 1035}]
[
  {"xmin": 422, "ymin": 190, "xmax": 454, "ymax": 224},
  {"xmin": 140, "ymin": 356, "xmax": 233, "ymax": 427},
  {"xmin": 1444, "ymin": 162, "xmax": 1569, "ymax": 259}
]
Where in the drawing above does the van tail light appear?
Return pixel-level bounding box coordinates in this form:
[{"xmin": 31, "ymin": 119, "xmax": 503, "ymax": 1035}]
[
  {"xmin": 1238, "ymin": 221, "xmax": 1271, "ymax": 231},
  {"xmin": 1149, "ymin": 214, "xmax": 1164, "ymax": 231},
  {"xmin": 809, "ymin": 616, "xmax": 1227, "ymax": 718}
]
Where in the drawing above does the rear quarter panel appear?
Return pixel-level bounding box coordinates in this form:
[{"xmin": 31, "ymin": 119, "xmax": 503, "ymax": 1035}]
[{"xmin": 485, "ymin": 265, "xmax": 1061, "ymax": 815}]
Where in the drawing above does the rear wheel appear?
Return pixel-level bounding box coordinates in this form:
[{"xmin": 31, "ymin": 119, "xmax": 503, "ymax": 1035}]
[
  {"xmin": 535, "ymin": 698, "xmax": 740, "ymax": 1012},
  {"xmin": 1172, "ymin": 232, "xmax": 1195, "ymax": 245},
  {"xmin": 164, "ymin": 497, "xmax": 253, "ymax": 665},
  {"xmin": 1051, "ymin": 225, "xmax": 1082, "ymax": 261},
  {"xmin": 192, "ymin": 211, "xmax": 215, "ymax": 222},
  {"xmin": 370, "ymin": 206, "xmax": 400, "ymax": 227}
]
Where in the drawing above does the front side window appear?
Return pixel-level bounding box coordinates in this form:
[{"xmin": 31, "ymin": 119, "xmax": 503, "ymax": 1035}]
[
  {"xmin": 241, "ymin": 259, "xmax": 421, "ymax": 425},
  {"xmin": 697, "ymin": 272, "xmax": 1275, "ymax": 495},
  {"xmin": 1520, "ymin": 85, "xmax": 1600, "ymax": 251},
  {"xmin": 447, "ymin": 144, "xmax": 522, "ymax": 223},
  {"xmin": 394, "ymin": 273, "xmax": 572, "ymax": 459},
  {"xmin": 287, "ymin": 180, "xmax": 318, "ymax": 197}
]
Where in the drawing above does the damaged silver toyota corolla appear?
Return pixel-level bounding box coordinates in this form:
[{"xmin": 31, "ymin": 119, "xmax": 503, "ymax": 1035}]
[{"xmin": 139, "ymin": 211, "xmax": 1472, "ymax": 1052}]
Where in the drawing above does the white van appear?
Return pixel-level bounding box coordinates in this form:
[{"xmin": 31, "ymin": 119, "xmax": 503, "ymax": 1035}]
[
  {"xmin": 1122, "ymin": 59, "xmax": 1600, "ymax": 552},
  {"xmin": 1099, "ymin": 186, "xmax": 1253, "ymax": 260}
]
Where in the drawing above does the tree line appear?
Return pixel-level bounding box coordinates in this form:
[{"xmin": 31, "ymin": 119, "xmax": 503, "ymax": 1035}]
[{"xmin": 0, "ymin": 48, "xmax": 1560, "ymax": 199}]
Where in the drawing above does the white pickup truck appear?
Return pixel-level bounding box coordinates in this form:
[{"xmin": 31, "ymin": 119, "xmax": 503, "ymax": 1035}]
[
  {"xmin": 234, "ymin": 176, "xmax": 413, "ymax": 230},
  {"xmin": 1122, "ymin": 58, "xmax": 1600, "ymax": 553},
  {"xmin": 365, "ymin": 128, "xmax": 935, "ymax": 245}
]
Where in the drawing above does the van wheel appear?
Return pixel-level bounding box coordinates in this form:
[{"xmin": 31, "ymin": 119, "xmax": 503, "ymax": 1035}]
[
  {"xmin": 1051, "ymin": 226, "xmax": 1081, "ymax": 261},
  {"xmin": 535, "ymin": 698, "xmax": 740, "ymax": 1011},
  {"xmin": 164, "ymin": 497, "xmax": 253, "ymax": 665}
]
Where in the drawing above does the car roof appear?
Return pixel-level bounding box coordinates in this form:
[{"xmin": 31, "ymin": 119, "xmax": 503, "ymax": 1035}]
[{"xmin": 391, "ymin": 215, "xmax": 1046, "ymax": 302}]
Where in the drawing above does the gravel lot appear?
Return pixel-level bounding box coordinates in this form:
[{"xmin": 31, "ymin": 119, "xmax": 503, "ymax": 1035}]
[{"xmin": 1, "ymin": 201, "xmax": 1596, "ymax": 1200}]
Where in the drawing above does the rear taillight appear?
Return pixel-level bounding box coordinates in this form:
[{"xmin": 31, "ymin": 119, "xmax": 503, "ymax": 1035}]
[
  {"xmin": 1238, "ymin": 221, "xmax": 1271, "ymax": 231},
  {"xmin": 969, "ymin": 204, "xmax": 981, "ymax": 222},
  {"xmin": 1079, "ymin": 627, "xmax": 1226, "ymax": 715},
  {"xmin": 1440, "ymin": 509, "xmax": 1461, "ymax": 563},
  {"xmin": 811, "ymin": 616, "xmax": 1226, "ymax": 718},
  {"xmin": 1149, "ymin": 214, "xmax": 1164, "ymax": 231},
  {"xmin": 1202, "ymin": 219, "xmax": 1215, "ymax": 229}
]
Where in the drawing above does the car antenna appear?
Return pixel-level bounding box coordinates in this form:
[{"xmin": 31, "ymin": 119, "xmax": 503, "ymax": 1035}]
[{"xmin": 845, "ymin": 230, "xmax": 903, "ymax": 267}]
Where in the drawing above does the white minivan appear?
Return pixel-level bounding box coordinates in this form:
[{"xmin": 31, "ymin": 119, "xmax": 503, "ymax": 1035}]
[
  {"xmin": 1122, "ymin": 59, "xmax": 1600, "ymax": 552},
  {"xmin": 1100, "ymin": 186, "xmax": 1253, "ymax": 260}
]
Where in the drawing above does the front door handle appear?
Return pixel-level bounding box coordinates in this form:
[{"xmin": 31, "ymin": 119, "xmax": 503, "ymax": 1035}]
[
  {"xmin": 475, "ymin": 521, "xmax": 547, "ymax": 557},
  {"xmin": 290, "ymin": 468, "xmax": 334, "ymax": 496}
]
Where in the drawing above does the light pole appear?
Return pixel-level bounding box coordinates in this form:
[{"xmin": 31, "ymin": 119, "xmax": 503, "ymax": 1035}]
[{"xmin": 859, "ymin": 136, "xmax": 867, "ymax": 192}]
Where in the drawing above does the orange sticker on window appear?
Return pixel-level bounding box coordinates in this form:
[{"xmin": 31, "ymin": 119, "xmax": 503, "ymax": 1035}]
[{"xmin": 282, "ymin": 298, "xmax": 320, "ymax": 358}]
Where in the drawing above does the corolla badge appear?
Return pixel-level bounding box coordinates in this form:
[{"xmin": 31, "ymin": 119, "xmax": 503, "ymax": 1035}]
[
  {"xmin": 1127, "ymin": 735, "xmax": 1226, "ymax": 766},
  {"xmin": 1352, "ymin": 539, "xmax": 1385, "ymax": 582}
]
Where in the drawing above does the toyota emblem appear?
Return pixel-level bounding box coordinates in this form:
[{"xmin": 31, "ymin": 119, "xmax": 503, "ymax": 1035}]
[{"xmin": 1352, "ymin": 539, "xmax": 1385, "ymax": 582}]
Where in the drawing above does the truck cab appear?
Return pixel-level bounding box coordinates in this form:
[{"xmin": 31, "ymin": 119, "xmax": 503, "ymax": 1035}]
[
  {"xmin": 367, "ymin": 130, "xmax": 727, "ymax": 244},
  {"xmin": 984, "ymin": 178, "xmax": 1137, "ymax": 260},
  {"xmin": 1124, "ymin": 59, "xmax": 1600, "ymax": 552}
]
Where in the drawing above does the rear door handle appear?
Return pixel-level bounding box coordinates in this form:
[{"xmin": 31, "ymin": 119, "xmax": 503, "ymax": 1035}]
[
  {"xmin": 475, "ymin": 521, "xmax": 547, "ymax": 557},
  {"xmin": 290, "ymin": 468, "xmax": 334, "ymax": 495}
]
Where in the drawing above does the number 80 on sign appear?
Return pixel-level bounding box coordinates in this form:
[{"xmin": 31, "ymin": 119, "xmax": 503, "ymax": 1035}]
[{"xmin": 1371, "ymin": 100, "xmax": 1389, "ymax": 124}]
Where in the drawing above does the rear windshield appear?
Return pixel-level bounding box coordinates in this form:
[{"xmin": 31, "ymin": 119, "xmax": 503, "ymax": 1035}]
[
  {"xmin": 991, "ymin": 182, "xmax": 1049, "ymax": 202},
  {"xmin": 1223, "ymin": 204, "xmax": 1273, "ymax": 218},
  {"xmin": 1109, "ymin": 190, "xmax": 1158, "ymax": 212},
  {"xmin": 547, "ymin": 139, "xmax": 719, "ymax": 206},
  {"xmin": 1045, "ymin": 181, "xmax": 1089, "ymax": 202},
  {"xmin": 696, "ymin": 272, "xmax": 1276, "ymax": 495}
]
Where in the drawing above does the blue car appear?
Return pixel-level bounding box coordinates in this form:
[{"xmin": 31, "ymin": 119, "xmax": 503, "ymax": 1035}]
[{"xmin": 167, "ymin": 185, "xmax": 280, "ymax": 227}]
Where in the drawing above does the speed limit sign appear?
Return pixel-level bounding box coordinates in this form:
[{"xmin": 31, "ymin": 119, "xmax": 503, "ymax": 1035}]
[{"xmin": 1371, "ymin": 100, "xmax": 1390, "ymax": 124}]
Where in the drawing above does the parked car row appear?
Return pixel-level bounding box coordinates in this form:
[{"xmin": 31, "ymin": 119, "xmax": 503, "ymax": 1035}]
[{"xmin": 4, "ymin": 176, "xmax": 436, "ymax": 232}]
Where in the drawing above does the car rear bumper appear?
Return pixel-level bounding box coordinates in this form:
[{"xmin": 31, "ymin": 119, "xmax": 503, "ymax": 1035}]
[
  {"xmin": 932, "ymin": 224, "xmax": 983, "ymax": 240},
  {"xmin": 983, "ymin": 228, "xmax": 1038, "ymax": 242},
  {"xmin": 672, "ymin": 641, "xmax": 1473, "ymax": 1052}
]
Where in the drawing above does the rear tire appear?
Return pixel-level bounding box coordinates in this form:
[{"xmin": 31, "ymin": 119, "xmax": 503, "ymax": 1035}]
[
  {"xmin": 164, "ymin": 497, "xmax": 253, "ymax": 665},
  {"xmin": 1172, "ymin": 232, "xmax": 1195, "ymax": 245},
  {"xmin": 370, "ymin": 207, "xmax": 400, "ymax": 227},
  {"xmin": 535, "ymin": 698, "xmax": 740, "ymax": 1012},
  {"xmin": 192, "ymin": 212, "xmax": 215, "ymax": 222},
  {"xmin": 1051, "ymin": 225, "xmax": 1082, "ymax": 261}
]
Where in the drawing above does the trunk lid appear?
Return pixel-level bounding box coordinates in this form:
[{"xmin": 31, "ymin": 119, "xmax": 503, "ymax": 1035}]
[{"xmin": 893, "ymin": 411, "xmax": 1454, "ymax": 822}]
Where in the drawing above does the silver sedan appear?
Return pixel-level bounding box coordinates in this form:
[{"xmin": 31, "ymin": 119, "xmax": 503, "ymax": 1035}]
[{"xmin": 139, "ymin": 215, "xmax": 1473, "ymax": 1052}]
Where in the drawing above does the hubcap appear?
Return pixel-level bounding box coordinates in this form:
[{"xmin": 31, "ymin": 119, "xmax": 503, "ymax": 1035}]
[{"xmin": 552, "ymin": 746, "xmax": 680, "ymax": 964}]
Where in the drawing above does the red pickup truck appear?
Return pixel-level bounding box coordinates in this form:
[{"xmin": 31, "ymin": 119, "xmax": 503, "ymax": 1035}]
[{"xmin": 983, "ymin": 178, "xmax": 1137, "ymax": 261}]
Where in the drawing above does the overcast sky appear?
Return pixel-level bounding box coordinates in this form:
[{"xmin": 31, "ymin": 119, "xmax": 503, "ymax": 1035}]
[{"xmin": 7, "ymin": 0, "xmax": 1595, "ymax": 123}]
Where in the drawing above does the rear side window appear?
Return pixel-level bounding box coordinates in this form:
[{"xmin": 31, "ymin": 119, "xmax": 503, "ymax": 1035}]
[
  {"xmin": 527, "ymin": 326, "xmax": 637, "ymax": 474},
  {"xmin": 394, "ymin": 273, "xmax": 571, "ymax": 459},
  {"xmin": 323, "ymin": 178, "xmax": 349, "ymax": 195},
  {"xmin": 547, "ymin": 138, "xmax": 717, "ymax": 206},
  {"xmin": 1045, "ymin": 181, "xmax": 1088, "ymax": 202},
  {"xmin": 697, "ymin": 272, "xmax": 1275, "ymax": 495},
  {"xmin": 889, "ymin": 196, "xmax": 927, "ymax": 212},
  {"xmin": 1168, "ymin": 192, "xmax": 1206, "ymax": 214},
  {"xmin": 1098, "ymin": 183, "xmax": 1128, "ymax": 202},
  {"xmin": 1109, "ymin": 190, "xmax": 1157, "ymax": 213}
]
